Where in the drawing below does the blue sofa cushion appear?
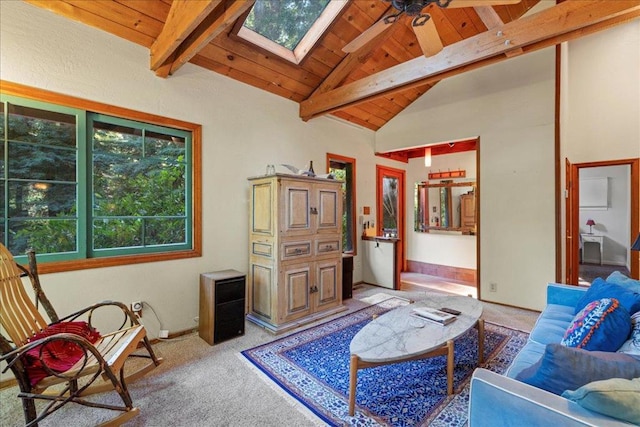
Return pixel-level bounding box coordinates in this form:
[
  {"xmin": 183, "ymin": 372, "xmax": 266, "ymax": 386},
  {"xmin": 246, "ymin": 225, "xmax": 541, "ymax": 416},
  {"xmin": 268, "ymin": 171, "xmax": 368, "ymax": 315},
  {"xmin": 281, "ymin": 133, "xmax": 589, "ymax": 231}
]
[
  {"xmin": 514, "ymin": 343, "xmax": 640, "ymax": 396},
  {"xmin": 606, "ymin": 271, "xmax": 640, "ymax": 293},
  {"xmin": 505, "ymin": 340, "xmax": 546, "ymax": 379},
  {"xmin": 562, "ymin": 378, "xmax": 640, "ymax": 425},
  {"xmin": 574, "ymin": 277, "xmax": 640, "ymax": 315},
  {"xmin": 529, "ymin": 303, "xmax": 581, "ymax": 345},
  {"xmin": 561, "ymin": 298, "xmax": 631, "ymax": 351}
]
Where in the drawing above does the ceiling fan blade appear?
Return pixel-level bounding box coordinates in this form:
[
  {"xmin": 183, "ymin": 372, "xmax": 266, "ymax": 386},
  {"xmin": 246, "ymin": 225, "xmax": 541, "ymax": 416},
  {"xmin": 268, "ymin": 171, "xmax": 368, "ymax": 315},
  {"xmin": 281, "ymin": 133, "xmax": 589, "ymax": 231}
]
[
  {"xmin": 446, "ymin": 0, "xmax": 521, "ymax": 8},
  {"xmin": 412, "ymin": 15, "xmax": 443, "ymax": 57},
  {"xmin": 342, "ymin": 16, "xmax": 395, "ymax": 53}
]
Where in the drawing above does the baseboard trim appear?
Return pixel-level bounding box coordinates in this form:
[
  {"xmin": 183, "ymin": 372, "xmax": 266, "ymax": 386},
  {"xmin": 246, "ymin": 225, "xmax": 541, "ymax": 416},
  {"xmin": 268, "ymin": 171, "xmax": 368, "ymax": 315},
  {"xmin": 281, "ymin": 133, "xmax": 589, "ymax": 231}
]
[
  {"xmin": 0, "ymin": 377, "xmax": 16, "ymax": 390},
  {"xmin": 151, "ymin": 327, "xmax": 197, "ymax": 343},
  {"xmin": 406, "ymin": 260, "xmax": 476, "ymax": 285}
]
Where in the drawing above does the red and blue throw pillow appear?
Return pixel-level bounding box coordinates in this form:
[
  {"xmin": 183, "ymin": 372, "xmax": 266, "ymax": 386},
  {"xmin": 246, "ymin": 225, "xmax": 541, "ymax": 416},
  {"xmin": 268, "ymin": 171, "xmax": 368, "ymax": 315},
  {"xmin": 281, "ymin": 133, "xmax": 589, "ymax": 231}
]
[{"xmin": 562, "ymin": 298, "xmax": 631, "ymax": 352}]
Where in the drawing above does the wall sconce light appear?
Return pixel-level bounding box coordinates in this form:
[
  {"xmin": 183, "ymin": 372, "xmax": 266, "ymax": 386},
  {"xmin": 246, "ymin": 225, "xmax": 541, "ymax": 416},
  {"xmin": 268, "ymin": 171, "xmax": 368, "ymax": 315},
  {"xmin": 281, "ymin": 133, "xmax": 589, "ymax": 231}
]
[
  {"xmin": 424, "ymin": 147, "xmax": 431, "ymax": 167},
  {"xmin": 586, "ymin": 219, "xmax": 596, "ymax": 234},
  {"xmin": 632, "ymin": 234, "xmax": 640, "ymax": 251}
]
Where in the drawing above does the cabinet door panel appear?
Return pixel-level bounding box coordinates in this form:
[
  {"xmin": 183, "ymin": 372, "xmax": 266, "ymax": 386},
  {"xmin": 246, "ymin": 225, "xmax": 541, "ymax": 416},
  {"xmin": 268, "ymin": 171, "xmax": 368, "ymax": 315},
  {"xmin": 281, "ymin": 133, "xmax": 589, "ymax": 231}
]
[
  {"xmin": 316, "ymin": 186, "xmax": 340, "ymax": 233},
  {"xmin": 315, "ymin": 259, "xmax": 340, "ymax": 309},
  {"xmin": 283, "ymin": 183, "xmax": 311, "ymax": 235},
  {"xmin": 251, "ymin": 181, "xmax": 274, "ymax": 234},
  {"xmin": 252, "ymin": 241, "xmax": 273, "ymax": 259},
  {"xmin": 251, "ymin": 263, "xmax": 273, "ymax": 319},
  {"xmin": 281, "ymin": 264, "xmax": 311, "ymax": 321}
]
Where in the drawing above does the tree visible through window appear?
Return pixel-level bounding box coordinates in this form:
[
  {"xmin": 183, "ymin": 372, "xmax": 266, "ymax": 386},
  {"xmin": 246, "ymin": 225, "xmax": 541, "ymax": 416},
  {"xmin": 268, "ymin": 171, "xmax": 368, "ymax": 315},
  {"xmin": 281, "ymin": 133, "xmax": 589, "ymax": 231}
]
[
  {"xmin": 91, "ymin": 117, "xmax": 188, "ymax": 251},
  {"xmin": 238, "ymin": 0, "xmax": 347, "ymax": 64},
  {"xmin": 328, "ymin": 153, "xmax": 355, "ymax": 254},
  {"xmin": 243, "ymin": 0, "xmax": 330, "ymax": 50},
  {"xmin": 4, "ymin": 102, "xmax": 79, "ymax": 254},
  {"xmin": 382, "ymin": 177, "xmax": 398, "ymax": 235}
]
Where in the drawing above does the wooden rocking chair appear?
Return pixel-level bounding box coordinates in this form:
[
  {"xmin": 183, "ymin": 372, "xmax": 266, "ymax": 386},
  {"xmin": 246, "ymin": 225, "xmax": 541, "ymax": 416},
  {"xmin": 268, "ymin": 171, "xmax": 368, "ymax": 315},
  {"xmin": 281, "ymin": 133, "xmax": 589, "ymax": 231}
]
[{"xmin": 0, "ymin": 243, "xmax": 163, "ymax": 426}]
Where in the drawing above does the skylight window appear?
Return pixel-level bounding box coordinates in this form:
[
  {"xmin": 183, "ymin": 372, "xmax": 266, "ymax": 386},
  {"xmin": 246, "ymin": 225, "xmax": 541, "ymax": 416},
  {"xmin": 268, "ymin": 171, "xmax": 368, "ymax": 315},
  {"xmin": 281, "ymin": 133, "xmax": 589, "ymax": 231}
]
[{"xmin": 238, "ymin": 0, "xmax": 347, "ymax": 64}]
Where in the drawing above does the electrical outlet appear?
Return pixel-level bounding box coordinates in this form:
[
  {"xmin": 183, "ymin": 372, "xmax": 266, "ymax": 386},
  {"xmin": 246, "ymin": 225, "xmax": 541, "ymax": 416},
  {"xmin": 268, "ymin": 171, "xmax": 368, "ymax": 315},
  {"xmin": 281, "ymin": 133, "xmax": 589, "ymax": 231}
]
[
  {"xmin": 489, "ymin": 282, "xmax": 497, "ymax": 292},
  {"xmin": 159, "ymin": 330, "xmax": 169, "ymax": 339},
  {"xmin": 131, "ymin": 301, "xmax": 143, "ymax": 312}
]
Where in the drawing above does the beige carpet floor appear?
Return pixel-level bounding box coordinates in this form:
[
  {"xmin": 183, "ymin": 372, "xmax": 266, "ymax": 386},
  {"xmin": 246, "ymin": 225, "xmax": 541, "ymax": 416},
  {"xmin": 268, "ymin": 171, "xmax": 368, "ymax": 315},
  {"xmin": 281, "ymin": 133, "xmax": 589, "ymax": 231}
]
[{"xmin": 0, "ymin": 283, "xmax": 539, "ymax": 426}]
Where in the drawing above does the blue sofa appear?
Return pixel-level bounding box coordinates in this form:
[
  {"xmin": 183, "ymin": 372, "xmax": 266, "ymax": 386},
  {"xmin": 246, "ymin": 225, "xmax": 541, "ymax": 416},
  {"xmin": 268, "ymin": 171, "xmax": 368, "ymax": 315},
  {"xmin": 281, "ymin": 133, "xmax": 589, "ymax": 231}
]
[{"xmin": 469, "ymin": 281, "xmax": 640, "ymax": 426}]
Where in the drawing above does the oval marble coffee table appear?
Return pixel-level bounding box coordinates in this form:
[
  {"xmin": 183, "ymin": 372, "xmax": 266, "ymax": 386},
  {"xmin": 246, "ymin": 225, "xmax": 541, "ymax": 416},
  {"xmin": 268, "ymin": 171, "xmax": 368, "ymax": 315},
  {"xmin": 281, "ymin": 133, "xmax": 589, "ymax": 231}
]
[{"xmin": 348, "ymin": 295, "xmax": 484, "ymax": 416}]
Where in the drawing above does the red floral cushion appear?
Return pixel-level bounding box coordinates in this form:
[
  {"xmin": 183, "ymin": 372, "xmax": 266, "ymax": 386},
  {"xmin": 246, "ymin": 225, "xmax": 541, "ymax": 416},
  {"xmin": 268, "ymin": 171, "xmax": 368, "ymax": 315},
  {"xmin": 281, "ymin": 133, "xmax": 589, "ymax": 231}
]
[{"xmin": 24, "ymin": 321, "xmax": 101, "ymax": 386}]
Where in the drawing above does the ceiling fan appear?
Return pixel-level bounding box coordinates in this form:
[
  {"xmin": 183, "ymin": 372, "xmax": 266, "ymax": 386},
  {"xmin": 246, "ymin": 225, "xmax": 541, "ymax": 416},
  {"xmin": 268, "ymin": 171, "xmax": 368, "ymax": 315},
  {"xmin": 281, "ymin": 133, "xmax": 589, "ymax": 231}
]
[{"xmin": 342, "ymin": 0, "xmax": 522, "ymax": 57}]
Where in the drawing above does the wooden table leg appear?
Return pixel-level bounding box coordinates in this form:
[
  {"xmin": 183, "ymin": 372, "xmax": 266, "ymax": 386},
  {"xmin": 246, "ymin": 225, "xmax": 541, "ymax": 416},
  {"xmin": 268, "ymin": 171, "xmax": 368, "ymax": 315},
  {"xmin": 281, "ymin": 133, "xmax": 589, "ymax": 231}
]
[
  {"xmin": 477, "ymin": 318, "xmax": 485, "ymax": 364},
  {"xmin": 348, "ymin": 354, "xmax": 359, "ymax": 416},
  {"xmin": 446, "ymin": 340, "xmax": 454, "ymax": 395}
]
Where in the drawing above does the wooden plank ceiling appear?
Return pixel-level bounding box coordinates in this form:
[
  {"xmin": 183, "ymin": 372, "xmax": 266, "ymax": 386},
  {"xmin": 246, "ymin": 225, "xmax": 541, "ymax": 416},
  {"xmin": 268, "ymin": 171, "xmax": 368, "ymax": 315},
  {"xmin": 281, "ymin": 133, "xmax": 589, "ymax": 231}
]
[{"xmin": 24, "ymin": 0, "xmax": 640, "ymax": 131}]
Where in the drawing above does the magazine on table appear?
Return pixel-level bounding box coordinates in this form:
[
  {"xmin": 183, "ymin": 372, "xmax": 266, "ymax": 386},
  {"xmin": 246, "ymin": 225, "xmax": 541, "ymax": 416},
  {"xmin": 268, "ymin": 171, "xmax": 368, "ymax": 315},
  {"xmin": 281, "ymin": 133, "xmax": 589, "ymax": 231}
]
[{"xmin": 411, "ymin": 307, "xmax": 457, "ymax": 325}]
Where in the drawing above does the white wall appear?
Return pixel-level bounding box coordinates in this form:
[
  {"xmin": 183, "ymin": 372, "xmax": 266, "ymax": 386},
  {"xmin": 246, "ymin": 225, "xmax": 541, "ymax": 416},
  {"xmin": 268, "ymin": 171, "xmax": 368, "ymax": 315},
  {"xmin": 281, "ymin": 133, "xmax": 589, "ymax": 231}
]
[
  {"xmin": 377, "ymin": 18, "xmax": 640, "ymax": 311},
  {"xmin": 377, "ymin": 48, "xmax": 556, "ymax": 311},
  {"xmin": 407, "ymin": 151, "xmax": 477, "ymax": 269},
  {"xmin": 560, "ymin": 21, "xmax": 640, "ymax": 278},
  {"xmin": 0, "ymin": 1, "xmax": 384, "ymax": 336},
  {"xmin": 579, "ymin": 165, "xmax": 631, "ymax": 268}
]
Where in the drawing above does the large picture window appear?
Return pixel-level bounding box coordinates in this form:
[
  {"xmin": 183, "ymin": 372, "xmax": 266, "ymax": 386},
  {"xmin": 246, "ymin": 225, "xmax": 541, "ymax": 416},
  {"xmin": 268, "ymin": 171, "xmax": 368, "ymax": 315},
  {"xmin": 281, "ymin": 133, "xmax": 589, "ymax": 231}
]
[{"xmin": 1, "ymin": 85, "xmax": 201, "ymax": 272}]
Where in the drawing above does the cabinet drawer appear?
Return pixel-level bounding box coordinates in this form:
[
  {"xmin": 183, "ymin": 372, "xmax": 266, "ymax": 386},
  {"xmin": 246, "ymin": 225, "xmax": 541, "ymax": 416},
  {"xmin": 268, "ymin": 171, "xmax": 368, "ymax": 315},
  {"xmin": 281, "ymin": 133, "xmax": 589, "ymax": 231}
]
[
  {"xmin": 315, "ymin": 238, "xmax": 340, "ymax": 256},
  {"xmin": 281, "ymin": 241, "xmax": 312, "ymax": 260},
  {"xmin": 582, "ymin": 235, "xmax": 601, "ymax": 243}
]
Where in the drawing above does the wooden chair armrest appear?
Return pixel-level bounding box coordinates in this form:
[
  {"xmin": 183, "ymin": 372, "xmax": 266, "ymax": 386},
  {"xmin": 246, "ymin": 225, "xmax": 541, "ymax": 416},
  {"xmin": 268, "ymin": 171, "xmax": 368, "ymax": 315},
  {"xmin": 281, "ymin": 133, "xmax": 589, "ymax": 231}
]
[{"xmin": 55, "ymin": 301, "xmax": 140, "ymax": 331}]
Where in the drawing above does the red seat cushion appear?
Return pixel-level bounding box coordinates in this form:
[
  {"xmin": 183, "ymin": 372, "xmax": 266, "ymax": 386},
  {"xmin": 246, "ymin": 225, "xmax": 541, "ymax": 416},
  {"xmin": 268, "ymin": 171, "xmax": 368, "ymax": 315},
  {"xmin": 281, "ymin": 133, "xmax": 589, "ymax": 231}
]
[{"xmin": 24, "ymin": 321, "xmax": 101, "ymax": 386}]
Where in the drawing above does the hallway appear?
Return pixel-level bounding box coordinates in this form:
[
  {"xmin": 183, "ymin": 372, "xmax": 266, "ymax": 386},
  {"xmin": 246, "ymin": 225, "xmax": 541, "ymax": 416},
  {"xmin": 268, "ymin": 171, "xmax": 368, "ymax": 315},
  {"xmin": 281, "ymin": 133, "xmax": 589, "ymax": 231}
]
[{"xmin": 400, "ymin": 272, "xmax": 477, "ymax": 298}]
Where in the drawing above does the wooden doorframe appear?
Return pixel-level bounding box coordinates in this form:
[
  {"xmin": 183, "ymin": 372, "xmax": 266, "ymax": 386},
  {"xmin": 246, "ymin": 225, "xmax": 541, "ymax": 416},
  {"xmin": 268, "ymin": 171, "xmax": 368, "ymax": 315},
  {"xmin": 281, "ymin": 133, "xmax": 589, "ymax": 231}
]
[
  {"xmin": 565, "ymin": 158, "xmax": 640, "ymax": 284},
  {"xmin": 376, "ymin": 165, "xmax": 405, "ymax": 287}
]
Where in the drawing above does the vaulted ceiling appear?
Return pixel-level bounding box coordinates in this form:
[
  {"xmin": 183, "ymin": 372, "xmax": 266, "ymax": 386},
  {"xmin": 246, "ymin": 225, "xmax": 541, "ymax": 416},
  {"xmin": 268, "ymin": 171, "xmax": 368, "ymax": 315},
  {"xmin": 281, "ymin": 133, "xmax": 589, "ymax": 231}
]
[{"xmin": 25, "ymin": 0, "xmax": 640, "ymax": 131}]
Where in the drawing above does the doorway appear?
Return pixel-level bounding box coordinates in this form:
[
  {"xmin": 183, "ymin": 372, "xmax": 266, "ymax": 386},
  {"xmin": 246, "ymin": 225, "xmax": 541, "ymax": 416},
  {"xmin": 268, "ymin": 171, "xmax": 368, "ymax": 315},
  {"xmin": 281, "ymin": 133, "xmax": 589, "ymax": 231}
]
[
  {"xmin": 376, "ymin": 165, "xmax": 405, "ymax": 283},
  {"xmin": 566, "ymin": 158, "xmax": 639, "ymax": 285},
  {"xmin": 374, "ymin": 139, "xmax": 480, "ymax": 297}
]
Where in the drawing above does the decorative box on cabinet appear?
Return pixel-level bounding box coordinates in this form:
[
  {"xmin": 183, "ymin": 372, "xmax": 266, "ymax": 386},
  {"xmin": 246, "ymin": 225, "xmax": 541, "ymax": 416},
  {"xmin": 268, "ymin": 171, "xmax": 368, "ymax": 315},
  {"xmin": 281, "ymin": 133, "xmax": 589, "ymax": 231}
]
[
  {"xmin": 199, "ymin": 270, "xmax": 246, "ymax": 345},
  {"xmin": 247, "ymin": 173, "xmax": 345, "ymax": 334}
]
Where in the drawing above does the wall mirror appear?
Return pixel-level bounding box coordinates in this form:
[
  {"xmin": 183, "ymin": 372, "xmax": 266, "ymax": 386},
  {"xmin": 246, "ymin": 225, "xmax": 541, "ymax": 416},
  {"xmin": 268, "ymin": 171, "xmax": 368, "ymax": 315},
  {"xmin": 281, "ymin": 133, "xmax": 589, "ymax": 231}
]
[{"xmin": 415, "ymin": 180, "xmax": 476, "ymax": 234}]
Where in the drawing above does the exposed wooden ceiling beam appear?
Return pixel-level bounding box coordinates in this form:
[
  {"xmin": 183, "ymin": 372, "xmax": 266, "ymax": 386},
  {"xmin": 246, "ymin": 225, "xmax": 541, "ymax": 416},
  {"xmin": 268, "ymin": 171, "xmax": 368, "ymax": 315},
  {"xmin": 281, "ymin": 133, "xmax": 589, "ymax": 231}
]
[
  {"xmin": 475, "ymin": 5, "xmax": 525, "ymax": 57},
  {"xmin": 152, "ymin": 0, "xmax": 255, "ymax": 77},
  {"xmin": 300, "ymin": 1, "xmax": 640, "ymax": 121},
  {"xmin": 22, "ymin": 0, "xmax": 156, "ymax": 47},
  {"xmin": 312, "ymin": 10, "xmax": 397, "ymax": 97},
  {"xmin": 150, "ymin": 0, "xmax": 221, "ymax": 72},
  {"xmin": 474, "ymin": 5, "xmax": 505, "ymax": 29}
]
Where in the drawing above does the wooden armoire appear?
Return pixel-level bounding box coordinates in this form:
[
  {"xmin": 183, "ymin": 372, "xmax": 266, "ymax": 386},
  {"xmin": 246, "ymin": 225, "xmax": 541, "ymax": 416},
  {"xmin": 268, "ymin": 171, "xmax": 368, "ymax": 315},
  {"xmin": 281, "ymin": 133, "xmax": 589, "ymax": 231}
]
[{"xmin": 247, "ymin": 173, "xmax": 345, "ymax": 334}]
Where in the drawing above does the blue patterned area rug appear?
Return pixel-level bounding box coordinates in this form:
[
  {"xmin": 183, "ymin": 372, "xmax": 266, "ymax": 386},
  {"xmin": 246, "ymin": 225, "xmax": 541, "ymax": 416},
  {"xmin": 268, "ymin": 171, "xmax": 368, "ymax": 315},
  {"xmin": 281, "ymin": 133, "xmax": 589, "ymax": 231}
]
[{"xmin": 241, "ymin": 301, "xmax": 529, "ymax": 426}]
